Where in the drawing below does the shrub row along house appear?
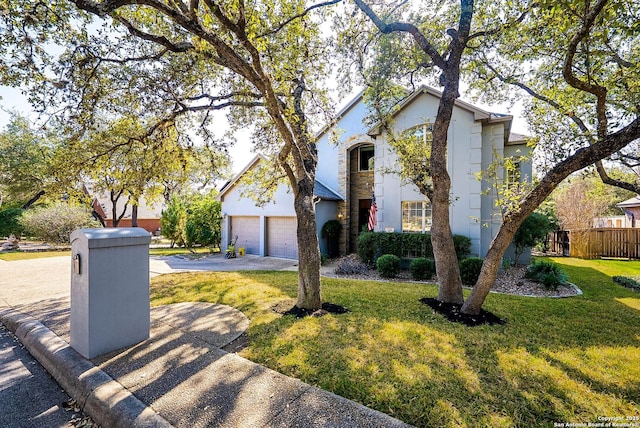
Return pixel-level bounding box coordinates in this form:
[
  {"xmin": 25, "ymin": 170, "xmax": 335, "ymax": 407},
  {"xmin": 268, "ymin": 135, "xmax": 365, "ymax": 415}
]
[{"xmin": 219, "ymin": 85, "xmax": 532, "ymax": 261}]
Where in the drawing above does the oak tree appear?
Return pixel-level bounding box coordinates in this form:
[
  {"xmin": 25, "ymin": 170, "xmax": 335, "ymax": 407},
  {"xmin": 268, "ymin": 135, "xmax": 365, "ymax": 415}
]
[
  {"xmin": 348, "ymin": 0, "xmax": 640, "ymax": 315},
  {"xmin": 2, "ymin": 0, "xmax": 336, "ymax": 310}
]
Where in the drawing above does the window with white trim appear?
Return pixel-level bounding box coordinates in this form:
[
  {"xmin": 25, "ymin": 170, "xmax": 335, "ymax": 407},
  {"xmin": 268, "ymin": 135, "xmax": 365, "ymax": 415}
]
[
  {"xmin": 359, "ymin": 145, "xmax": 374, "ymax": 171},
  {"xmin": 402, "ymin": 201, "xmax": 432, "ymax": 233}
]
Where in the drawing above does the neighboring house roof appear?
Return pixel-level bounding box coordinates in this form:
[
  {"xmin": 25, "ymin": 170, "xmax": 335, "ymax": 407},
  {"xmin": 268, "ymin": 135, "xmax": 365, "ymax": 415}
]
[
  {"xmin": 616, "ymin": 195, "xmax": 640, "ymax": 209},
  {"xmin": 84, "ymin": 183, "xmax": 163, "ymax": 220},
  {"xmin": 219, "ymin": 154, "xmax": 344, "ymax": 201}
]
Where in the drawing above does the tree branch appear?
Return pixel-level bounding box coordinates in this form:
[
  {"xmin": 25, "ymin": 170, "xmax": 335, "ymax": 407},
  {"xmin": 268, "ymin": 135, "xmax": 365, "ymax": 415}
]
[
  {"xmin": 562, "ymin": 0, "xmax": 609, "ymax": 98},
  {"xmin": 258, "ymin": 0, "xmax": 343, "ymax": 38},
  {"xmin": 595, "ymin": 160, "xmax": 640, "ymax": 194},
  {"xmin": 468, "ymin": 6, "xmax": 531, "ymax": 41},
  {"xmin": 483, "ymin": 61, "xmax": 593, "ymax": 137},
  {"xmin": 352, "ymin": 0, "xmax": 447, "ymax": 70},
  {"xmin": 116, "ymin": 16, "xmax": 194, "ymax": 52}
]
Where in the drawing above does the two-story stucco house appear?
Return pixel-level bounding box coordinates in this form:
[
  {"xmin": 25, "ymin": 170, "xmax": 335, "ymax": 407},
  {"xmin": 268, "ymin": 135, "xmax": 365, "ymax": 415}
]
[{"xmin": 219, "ymin": 85, "xmax": 532, "ymax": 260}]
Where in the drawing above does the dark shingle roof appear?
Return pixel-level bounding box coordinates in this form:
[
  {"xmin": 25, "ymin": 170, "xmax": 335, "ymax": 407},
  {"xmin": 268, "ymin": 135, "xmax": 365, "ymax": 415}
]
[{"xmin": 314, "ymin": 180, "xmax": 343, "ymax": 201}]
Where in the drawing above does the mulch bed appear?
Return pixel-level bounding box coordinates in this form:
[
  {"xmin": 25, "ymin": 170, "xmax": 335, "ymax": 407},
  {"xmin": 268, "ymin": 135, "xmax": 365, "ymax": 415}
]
[
  {"xmin": 272, "ymin": 299, "xmax": 350, "ymax": 318},
  {"xmin": 420, "ymin": 297, "xmax": 506, "ymax": 327},
  {"xmin": 282, "ymin": 302, "xmax": 351, "ymax": 318}
]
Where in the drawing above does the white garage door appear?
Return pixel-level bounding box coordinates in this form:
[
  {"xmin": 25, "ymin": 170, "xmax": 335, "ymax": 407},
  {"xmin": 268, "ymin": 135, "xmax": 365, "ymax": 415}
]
[
  {"xmin": 230, "ymin": 216, "xmax": 260, "ymax": 255},
  {"xmin": 267, "ymin": 217, "xmax": 298, "ymax": 259}
]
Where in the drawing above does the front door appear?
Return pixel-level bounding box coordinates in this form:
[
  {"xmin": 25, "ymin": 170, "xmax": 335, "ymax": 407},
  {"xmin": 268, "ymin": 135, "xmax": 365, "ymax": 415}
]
[{"xmin": 359, "ymin": 199, "xmax": 372, "ymax": 234}]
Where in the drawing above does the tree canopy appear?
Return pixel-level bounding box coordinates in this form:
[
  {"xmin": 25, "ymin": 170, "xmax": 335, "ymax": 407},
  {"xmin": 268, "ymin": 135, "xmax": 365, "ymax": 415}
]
[
  {"xmin": 0, "ymin": 115, "xmax": 60, "ymax": 208},
  {"xmin": 342, "ymin": 0, "xmax": 640, "ymax": 315},
  {"xmin": 1, "ymin": 0, "xmax": 338, "ymax": 310}
]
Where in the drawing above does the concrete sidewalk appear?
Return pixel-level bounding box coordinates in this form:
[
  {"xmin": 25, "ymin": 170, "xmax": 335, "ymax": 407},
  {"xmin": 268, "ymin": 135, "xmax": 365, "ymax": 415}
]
[{"xmin": 0, "ymin": 256, "xmax": 412, "ymax": 428}]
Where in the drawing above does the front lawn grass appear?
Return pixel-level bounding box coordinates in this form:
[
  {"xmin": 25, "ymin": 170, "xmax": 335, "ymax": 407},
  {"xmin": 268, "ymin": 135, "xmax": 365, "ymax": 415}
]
[
  {"xmin": 0, "ymin": 250, "xmax": 71, "ymax": 261},
  {"xmin": 149, "ymin": 257, "xmax": 640, "ymax": 427},
  {"xmin": 0, "ymin": 246, "xmax": 213, "ymax": 261}
]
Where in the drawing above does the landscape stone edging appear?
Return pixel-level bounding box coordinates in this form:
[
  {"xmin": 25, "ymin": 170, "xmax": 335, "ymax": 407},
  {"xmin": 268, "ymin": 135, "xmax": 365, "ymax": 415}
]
[
  {"xmin": 0, "ymin": 308, "xmax": 173, "ymax": 428},
  {"xmin": 484, "ymin": 282, "xmax": 583, "ymax": 299}
]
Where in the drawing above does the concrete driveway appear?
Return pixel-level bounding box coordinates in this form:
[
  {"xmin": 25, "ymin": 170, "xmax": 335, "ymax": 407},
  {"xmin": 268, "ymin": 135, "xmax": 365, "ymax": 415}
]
[
  {"xmin": 0, "ymin": 253, "xmax": 299, "ymax": 308},
  {"xmin": 150, "ymin": 253, "xmax": 299, "ymax": 275}
]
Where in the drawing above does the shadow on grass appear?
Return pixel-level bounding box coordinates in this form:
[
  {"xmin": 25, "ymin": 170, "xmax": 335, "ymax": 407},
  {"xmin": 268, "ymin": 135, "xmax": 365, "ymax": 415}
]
[{"xmin": 148, "ymin": 263, "xmax": 640, "ymax": 428}]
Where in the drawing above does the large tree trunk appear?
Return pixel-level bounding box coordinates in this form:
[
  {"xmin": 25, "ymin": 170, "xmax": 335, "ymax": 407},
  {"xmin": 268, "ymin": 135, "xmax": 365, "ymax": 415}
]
[
  {"xmin": 294, "ymin": 176, "xmax": 322, "ymax": 310},
  {"xmin": 462, "ymin": 221, "xmax": 519, "ymax": 315},
  {"xmin": 431, "ymin": 73, "xmax": 465, "ymax": 305},
  {"xmin": 431, "ymin": 170, "xmax": 464, "ymax": 304}
]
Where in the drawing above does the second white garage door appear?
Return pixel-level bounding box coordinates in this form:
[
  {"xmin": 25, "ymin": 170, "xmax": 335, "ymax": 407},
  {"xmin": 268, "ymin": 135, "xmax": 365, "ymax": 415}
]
[
  {"xmin": 230, "ymin": 216, "xmax": 260, "ymax": 255},
  {"xmin": 267, "ymin": 217, "xmax": 298, "ymax": 259}
]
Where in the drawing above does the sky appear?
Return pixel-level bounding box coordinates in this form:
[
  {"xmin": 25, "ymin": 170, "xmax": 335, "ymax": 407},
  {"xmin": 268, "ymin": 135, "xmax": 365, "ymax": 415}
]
[{"xmin": 0, "ymin": 83, "xmax": 528, "ymax": 176}]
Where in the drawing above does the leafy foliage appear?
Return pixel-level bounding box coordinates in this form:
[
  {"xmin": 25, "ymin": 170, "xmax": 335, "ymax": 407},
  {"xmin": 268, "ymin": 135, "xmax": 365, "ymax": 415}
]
[
  {"xmin": 0, "ymin": 208, "xmax": 24, "ymax": 238},
  {"xmin": 376, "ymin": 254, "xmax": 401, "ymax": 278},
  {"xmin": 514, "ymin": 212, "xmax": 553, "ymax": 263},
  {"xmin": 410, "ymin": 257, "xmax": 435, "ymax": 281},
  {"xmin": 161, "ymin": 196, "xmax": 187, "ymax": 247},
  {"xmin": 452, "ymin": 235, "xmax": 472, "ymax": 260},
  {"xmin": 611, "ymin": 276, "xmax": 640, "ymax": 292},
  {"xmin": 185, "ymin": 194, "xmax": 222, "ymax": 249},
  {"xmin": 358, "ymin": 231, "xmax": 470, "ymax": 265},
  {"xmin": 525, "ymin": 260, "xmax": 569, "ymax": 290},
  {"xmin": 553, "ymin": 172, "xmax": 635, "ymax": 230},
  {"xmin": 321, "ymin": 220, "xmax": 342, "ymax": 239},
  {"xmin": 19, "ymin": 203, "xmax": 99, "ymax": 243},
  {"xmin": 162, "ymin": 193, "xmax": 222, "ymax": 250},
  {"xmin": 459, "ymin": 257, "xmax": 484, "ymax": 286},
  {"xmin": 0, "ymin": 115, "xmax": 59, "ymax": 207}
]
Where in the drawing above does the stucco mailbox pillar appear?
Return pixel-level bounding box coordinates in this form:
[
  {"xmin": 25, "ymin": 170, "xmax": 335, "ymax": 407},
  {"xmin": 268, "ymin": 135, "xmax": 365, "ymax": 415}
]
[{"xmin": 70, "ymin": 228, "xmax": 151, "ymax": 359}]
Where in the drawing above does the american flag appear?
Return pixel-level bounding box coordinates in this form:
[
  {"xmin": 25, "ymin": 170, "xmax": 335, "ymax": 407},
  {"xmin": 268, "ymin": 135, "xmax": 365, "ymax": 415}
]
[{"xmin": 368, "ymin": 192, "xmax": 377, "ymax": 231}]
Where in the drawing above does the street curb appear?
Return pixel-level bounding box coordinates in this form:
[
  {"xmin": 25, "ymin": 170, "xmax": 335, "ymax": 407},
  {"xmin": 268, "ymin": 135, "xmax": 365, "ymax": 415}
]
[{"xmin": 0, "ymin": 308, "xmax": 173, "ymax": 428}]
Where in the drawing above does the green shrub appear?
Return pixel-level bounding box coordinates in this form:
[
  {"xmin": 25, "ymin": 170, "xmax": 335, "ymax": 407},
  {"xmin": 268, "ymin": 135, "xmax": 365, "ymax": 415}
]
[
  {"xmin": 376, "ymin": 254, "xmax": 401, "ymax": 278},
  {"xmin": 322, "ymin": 220, "xmax": 342, "ymax": 258},
  {"xmin": 525, "ymin": 260, "xmax": 568, "ymax": 290},
  {"xmin": 376, "ymin": 233, "xmax": 403, "ymax": 258},
  {"xmin": 459, "ymin": 257, "xmax": 484, "ymax": 285},
  {"xmin": 402, "ymin": 233, "xmax": 433, "ymax": 258},
  {"xmin": 184, "ymin": 195, "xmax": 222, "ymax": 249},
  {"xmin": 514, "ymin": 212, "xmax": 553, "ymax": 263},
  {"xmin": 161, "ymin": 196, "xmax": 187, "ymax": 247},
  {"xmin": 357, "ymin": 232, "xmax": 377, "ymax": 265},
  {"xmin": 20, "ymin": 203, "xmax": 99, "ymax": 244},
  {"xmin": 612, "ymin": 276, "xmax": 640, "ymax": 292},
  {"xmin": 452, "ymin": 235, "xmax": 472, "ymax": 259},
  {"xmin": 321, "ymin": 220, "xmax": 342, "ymax": 239},
  {"xmin": 0, "ymin": 208, "xmax": 24, "ymax": 238},
  {"xmin": 410, "ymin": 257, "xmax": 435, "ymax": 280},
  {"xmin": 357, "ymin": 232, "xmax": 471, "ymax": 264}
]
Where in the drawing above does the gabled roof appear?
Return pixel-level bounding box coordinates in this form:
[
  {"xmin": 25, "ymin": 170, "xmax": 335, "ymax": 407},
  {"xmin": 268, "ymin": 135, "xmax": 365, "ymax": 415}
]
[
  {"xmin": 616, "ymin": 195, "xmax": 640, "ymax": 209},
  {"xmin": 218, "ymin": 154, "xmax": 265, "ymax": 198},
  {"xmin": 219, "ymin": 154, "xmax": 344, "ymax": 201},
  {"xmin": 367, "ymin": 85, "xmax": 513, "ymax": 136},
  {"xmin": 314, "ymin": 89, "xmax": 366, "ymax": 141}
]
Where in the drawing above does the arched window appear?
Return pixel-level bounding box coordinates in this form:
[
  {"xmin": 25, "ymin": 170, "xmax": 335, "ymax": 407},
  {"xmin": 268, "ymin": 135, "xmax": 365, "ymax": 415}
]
[
  {"xmin": 409, "ymin": 121, "xmax": 433, "ymax": 146},
  {"xmin": 358, "ymin": 145, "xmax": 374, "ymax": 171}
]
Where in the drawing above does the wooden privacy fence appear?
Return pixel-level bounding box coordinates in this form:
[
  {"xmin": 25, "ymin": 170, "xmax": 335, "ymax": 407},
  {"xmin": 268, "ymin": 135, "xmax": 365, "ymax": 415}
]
[{"xmin": 556, "ymin": 228, "xmax": 640, "ymax": 260}]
